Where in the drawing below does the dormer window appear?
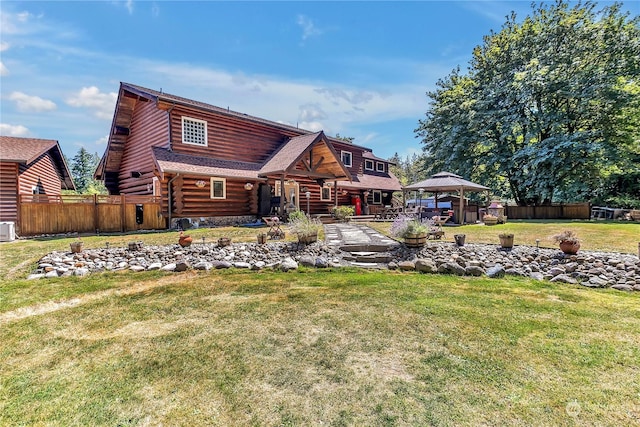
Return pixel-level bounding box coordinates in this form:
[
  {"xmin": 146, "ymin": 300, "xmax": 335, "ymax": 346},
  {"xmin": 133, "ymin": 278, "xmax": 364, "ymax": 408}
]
[
  {"xmin": 182, "ymin": 116, "xmax": 208, "ymax": 146},
  {"xmin": 364, "ymin": 159, "xmax": 374, "ymax": 171},
  {"xmin": 341, "ymin": 151, "xmax": 353, "ymax": 168},
  {"xmin": 376, "ymin": 162, "xmax": 385, "ymax": 173}
]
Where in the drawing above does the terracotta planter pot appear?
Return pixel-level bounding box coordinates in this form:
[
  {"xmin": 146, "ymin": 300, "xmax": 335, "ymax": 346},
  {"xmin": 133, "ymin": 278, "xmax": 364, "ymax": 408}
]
[
  {"xmin": 559, "ymin": 240, "xmax": 580, "ymax": 254},
  {"xmin": 404, "ymin": 233, "xmax": 427, "ymax": 248},
  {"xmin": 179, "ymin": 235, "xmax": 193, "ymax": 247}
]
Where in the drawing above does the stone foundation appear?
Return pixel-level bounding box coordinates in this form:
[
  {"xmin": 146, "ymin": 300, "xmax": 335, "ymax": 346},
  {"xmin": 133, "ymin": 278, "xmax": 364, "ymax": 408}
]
[{"xmin": 171, "ymin": 216, "xmax": 257, "ymax": 230}]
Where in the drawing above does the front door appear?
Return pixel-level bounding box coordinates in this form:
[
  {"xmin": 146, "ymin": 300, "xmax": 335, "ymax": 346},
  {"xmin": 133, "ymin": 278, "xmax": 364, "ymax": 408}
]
[{"xmin": 275, "ymin": 180, "xmax": 300, "ymax": 212}]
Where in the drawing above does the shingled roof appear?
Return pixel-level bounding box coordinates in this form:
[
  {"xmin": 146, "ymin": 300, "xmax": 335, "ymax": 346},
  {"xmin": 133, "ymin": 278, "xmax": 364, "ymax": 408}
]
[
  {"xmin": 337, "ymin": 171, "xmax": 402, "ymax": 192},
  {"xmin": 153, "ymin": 147, "xmax": 263, "ymax": 180},
  {"xmin": 0, "ymin": 136, "xmax": 75, "ymax": 189}
]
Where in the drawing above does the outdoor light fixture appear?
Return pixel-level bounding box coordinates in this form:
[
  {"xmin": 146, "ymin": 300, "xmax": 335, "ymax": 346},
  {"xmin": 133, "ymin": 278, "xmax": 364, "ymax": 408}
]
[
  {"xmin": 305, "ymin": 190, "xmax": 311, "ymax": 213},
  {"xmin": 244, "ymin": 182, "xmax": 254, "ymax": 191},
  {"xmin": 195, "ymin": 180, "xmax": 206, "ymax": 188}
]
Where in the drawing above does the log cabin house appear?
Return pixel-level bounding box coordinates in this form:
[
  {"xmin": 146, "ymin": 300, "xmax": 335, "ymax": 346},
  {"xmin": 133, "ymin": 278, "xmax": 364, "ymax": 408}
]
[
  {"xmin": 0, "ymin": 136, "xmax": 75, "ymax": 223},
  {"xmin": 95, "ymin": 82, "xmax": 401, "ymax": 227}
]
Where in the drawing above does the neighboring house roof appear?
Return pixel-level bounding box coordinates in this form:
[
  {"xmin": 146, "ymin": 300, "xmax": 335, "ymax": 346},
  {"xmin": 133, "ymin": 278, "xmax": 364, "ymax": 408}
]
[
  {"xmin": 259, "ymin": 131, "xmax": 351, "ymax": 180},
  {"xmin": 0, "ymin": 136, "xmax": 75, "ymax": 190},
  {"xmin": 337, "ymin": 171, "xmax": 402, "ymax": 192},
  {"xmin": 153, "ymin": 147, "xmax": 263, "ymax": 180}
]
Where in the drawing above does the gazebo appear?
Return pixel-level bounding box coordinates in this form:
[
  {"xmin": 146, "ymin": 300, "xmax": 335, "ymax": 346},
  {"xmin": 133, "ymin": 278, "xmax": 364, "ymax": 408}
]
[{"xmin": 403, "ymin": 172, "xmax": 490, "ymax": 224}]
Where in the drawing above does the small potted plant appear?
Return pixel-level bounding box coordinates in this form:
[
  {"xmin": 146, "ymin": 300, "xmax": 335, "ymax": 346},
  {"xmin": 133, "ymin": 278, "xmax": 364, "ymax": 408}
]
[
  {"xmin": 391, "ymin": 215, "xmax": 430, "ymax": 247},
  {"xmin": 552, "ymin": 230, "xmax": 580, "ymax": 254},
  {"xmin": 217, "ymin": 237, "xmax": 232, "ymax": 247},
  {"xmin": 70, "ymin": 238, "xmax": 83, "ymax": 253},
  {"xmin": 499, "ymin": 233, "xmax": 514, "ymax": 249},
  {"xmin": 288, "ymin": 210, "xmax": 322, "ymax": 244},
  {"xmin": 257, "ymin": 232, "xmax": 267, "ymax": 244},
  {"xmin": 483, "ymin": 214, "xmax": 498, "ymax": 226}
]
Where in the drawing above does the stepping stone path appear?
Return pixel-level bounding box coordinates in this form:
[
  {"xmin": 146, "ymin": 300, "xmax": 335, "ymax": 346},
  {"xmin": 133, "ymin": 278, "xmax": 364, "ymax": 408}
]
[{"xmin": 324, "ymin": 223, "xmax": 400, "ymax": 268}]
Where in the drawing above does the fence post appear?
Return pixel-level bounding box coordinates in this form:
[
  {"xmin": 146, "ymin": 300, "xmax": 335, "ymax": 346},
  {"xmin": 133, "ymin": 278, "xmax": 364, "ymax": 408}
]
[
  {"xmin": 93, "ymin": 194, "xmax": 99, "ymax": 233},
  {"xmin": 121, "ymin": 194, "xmax": 126, "ymax": 232}
]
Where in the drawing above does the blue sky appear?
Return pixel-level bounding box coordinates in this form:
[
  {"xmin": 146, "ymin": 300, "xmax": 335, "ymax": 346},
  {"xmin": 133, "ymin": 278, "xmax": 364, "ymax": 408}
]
[{"xmin": 1, "ymin": 1, "xmax": 635, "ymax": 162}]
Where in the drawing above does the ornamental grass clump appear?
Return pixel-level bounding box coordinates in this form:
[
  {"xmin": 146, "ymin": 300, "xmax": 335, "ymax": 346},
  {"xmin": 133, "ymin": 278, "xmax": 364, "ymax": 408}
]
[
  {"xmin": 288, "ymin": 211, "xmax": 322, "ymax": 237},
  {"xmin": 390, "ymin": 215, "xmax": 431, "ymax": 238}
]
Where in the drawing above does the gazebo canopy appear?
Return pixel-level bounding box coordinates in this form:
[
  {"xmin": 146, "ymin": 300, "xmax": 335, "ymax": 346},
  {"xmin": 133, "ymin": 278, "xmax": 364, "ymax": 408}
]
[
  {"xmin": 404, "ymin": 171, "xmax": 489, "ymax": 192},
  {"xmin": 403, "ymin": 172, "xmax": 490, "ymax": 224}
]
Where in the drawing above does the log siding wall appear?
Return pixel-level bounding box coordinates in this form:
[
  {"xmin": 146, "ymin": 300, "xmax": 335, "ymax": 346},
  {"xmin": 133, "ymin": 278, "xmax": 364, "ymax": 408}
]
[
  {"xmin": 168, "ymin": 105, "xmax": 294, "ymax": 164},
  {"xmin": 18, "ymin": 153, "xmax": 64, "ymax": 196},
  {"xmin": 118, "ymin": 99, "xmax": 169, "ymax": 195},
  {"xmin": 0, "ymin": 162, "xmax": 19, "ymax": 222}
]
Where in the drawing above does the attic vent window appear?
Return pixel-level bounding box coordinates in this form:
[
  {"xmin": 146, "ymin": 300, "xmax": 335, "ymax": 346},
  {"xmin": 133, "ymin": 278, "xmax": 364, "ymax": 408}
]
[{"xmin": 182, "ymin": 116, "xmax": 208, "ymax": 146}]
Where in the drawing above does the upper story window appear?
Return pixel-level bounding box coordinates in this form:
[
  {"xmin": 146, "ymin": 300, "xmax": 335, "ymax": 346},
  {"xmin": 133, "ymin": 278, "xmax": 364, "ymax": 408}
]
[
  {"xmin": 210, "ymin": 177, "xmax": 226, "ymax": 199},
  {"xmin": 341, "ymin": 151, "xmax": 353, "ymax": 168},
  {"xmin": 376, "ymin": 162, "xmax": 386, "ymax": 173},
  {"xmin": 182, "ymin": 116, "xmax": 208, "ymax": 146},
  {"xmin": 364, "ymin": 159, "xmax": 374, "ymax": 171}
]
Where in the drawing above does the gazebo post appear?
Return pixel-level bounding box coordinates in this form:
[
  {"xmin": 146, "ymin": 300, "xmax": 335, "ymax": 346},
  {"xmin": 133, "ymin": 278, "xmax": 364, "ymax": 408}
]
[{"xmin": 459, "ymin": 186, "xmax": 464, "ymax": 225}]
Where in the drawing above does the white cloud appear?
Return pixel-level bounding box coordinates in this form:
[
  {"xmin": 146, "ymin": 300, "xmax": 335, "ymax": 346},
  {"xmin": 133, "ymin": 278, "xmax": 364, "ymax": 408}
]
[
  {"xmin": 0, "ymin": 62, "xmax": 8, "ymax": 76},
  {"xmin": 111, "ymin": 1, "xmax": 134, "ymax": 15},
  {"xmin": 9, "ymin": 91, "xmax": 57, "ymax": 112},
  {"xmin": 66, "ymin": 86, "xmax": 117, "ymax": 120},
  {"xmin": 0, "ymin": 10, "xmax": 33, "ymax": 34},
  {"xmin": 95, "ymin": 135, "xmax": 109, "ymax": 145},
  {"xmin": 0, "ymin": 41, "xmax": 9, "ymax": 51},
  {"xmin": 297, "ymin": 15, "xmax": 323, "ymax": 41},
  {"xmin": 0, "ymin": 123, "xmax": 30, "ymax": 136}
]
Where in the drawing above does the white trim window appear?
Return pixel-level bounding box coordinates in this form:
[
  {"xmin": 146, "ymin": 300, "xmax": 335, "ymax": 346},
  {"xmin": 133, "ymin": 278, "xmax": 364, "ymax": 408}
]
[
  {"xmin": 372, "ymin": 190, "xmax": 382, "ymax": 204},
  {"xmin": 320, "ymin": 184, "xmax": 332, "ymax": 201},
  {"xmin": 210, "ymin": 177, "xmax": 226, "ymax": 199},
  {"xmin": 182, "ymin": 116, "xmax": 208, "ymax": 146},
  {"xmin": 341, "ymin": 151, "xmax": 353, "ymax": 168},
  {"xmin": 364, "ymin": 159, "xmax": 374, "ymax": 171},
  {"xmin": 376, "ymin": 162, "xmax": 385, "ymax": 173}
]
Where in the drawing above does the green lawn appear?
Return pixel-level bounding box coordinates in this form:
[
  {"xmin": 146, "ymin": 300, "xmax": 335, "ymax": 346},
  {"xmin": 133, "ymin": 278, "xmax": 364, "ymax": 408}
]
[{"xmin": 0, "ymin": 220, "xmax": 639, "ymax": 425}]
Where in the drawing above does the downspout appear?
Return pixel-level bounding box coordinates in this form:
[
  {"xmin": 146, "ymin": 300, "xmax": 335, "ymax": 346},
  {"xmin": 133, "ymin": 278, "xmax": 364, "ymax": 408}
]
[{"xmin": 167, "ymin": 173, "xmax": 180, "ymax": 229}]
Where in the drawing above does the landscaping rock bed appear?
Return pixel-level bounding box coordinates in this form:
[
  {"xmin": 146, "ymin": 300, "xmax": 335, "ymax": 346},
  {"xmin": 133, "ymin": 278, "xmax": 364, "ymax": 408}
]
[{"xmin": 29, "ymin": 241, "xmax": 640, "ymax": 292}]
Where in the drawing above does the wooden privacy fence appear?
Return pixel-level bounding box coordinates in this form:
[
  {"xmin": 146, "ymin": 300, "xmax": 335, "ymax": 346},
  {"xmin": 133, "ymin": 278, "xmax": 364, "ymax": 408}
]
[
  {"xmin": 18, "ymin": 195, "xmax": 166, "ymax": 236},
  {"xmin": 505, "ymin": 203, "xmax": 591, "ymax": 220}
]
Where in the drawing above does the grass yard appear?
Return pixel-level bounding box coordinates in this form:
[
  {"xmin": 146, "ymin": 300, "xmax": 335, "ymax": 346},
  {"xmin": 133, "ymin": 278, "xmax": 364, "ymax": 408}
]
[
  {"xmin": 0, "ymin": 220, "xmax": 639, "ymax": 425},
  {"xmin": 1, "ymin": 271, "xmax": 639, "ymax": 426}
]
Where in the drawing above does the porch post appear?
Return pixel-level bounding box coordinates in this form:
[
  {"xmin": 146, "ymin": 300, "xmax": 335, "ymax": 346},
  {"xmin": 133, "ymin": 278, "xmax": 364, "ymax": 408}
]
[
  {"xmin": 279, "ymin": 174, "xmax": 286, "ymax": 215},
  {"xmin": 459, "ymin": 187, "xmax": 464, "ymax": 225}
]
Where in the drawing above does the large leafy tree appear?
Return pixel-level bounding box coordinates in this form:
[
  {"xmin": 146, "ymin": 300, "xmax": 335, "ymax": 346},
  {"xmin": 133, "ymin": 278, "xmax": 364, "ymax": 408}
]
[{"xmin": 416, "ymin": 1, "xmax": 640, "ymax": 206}]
